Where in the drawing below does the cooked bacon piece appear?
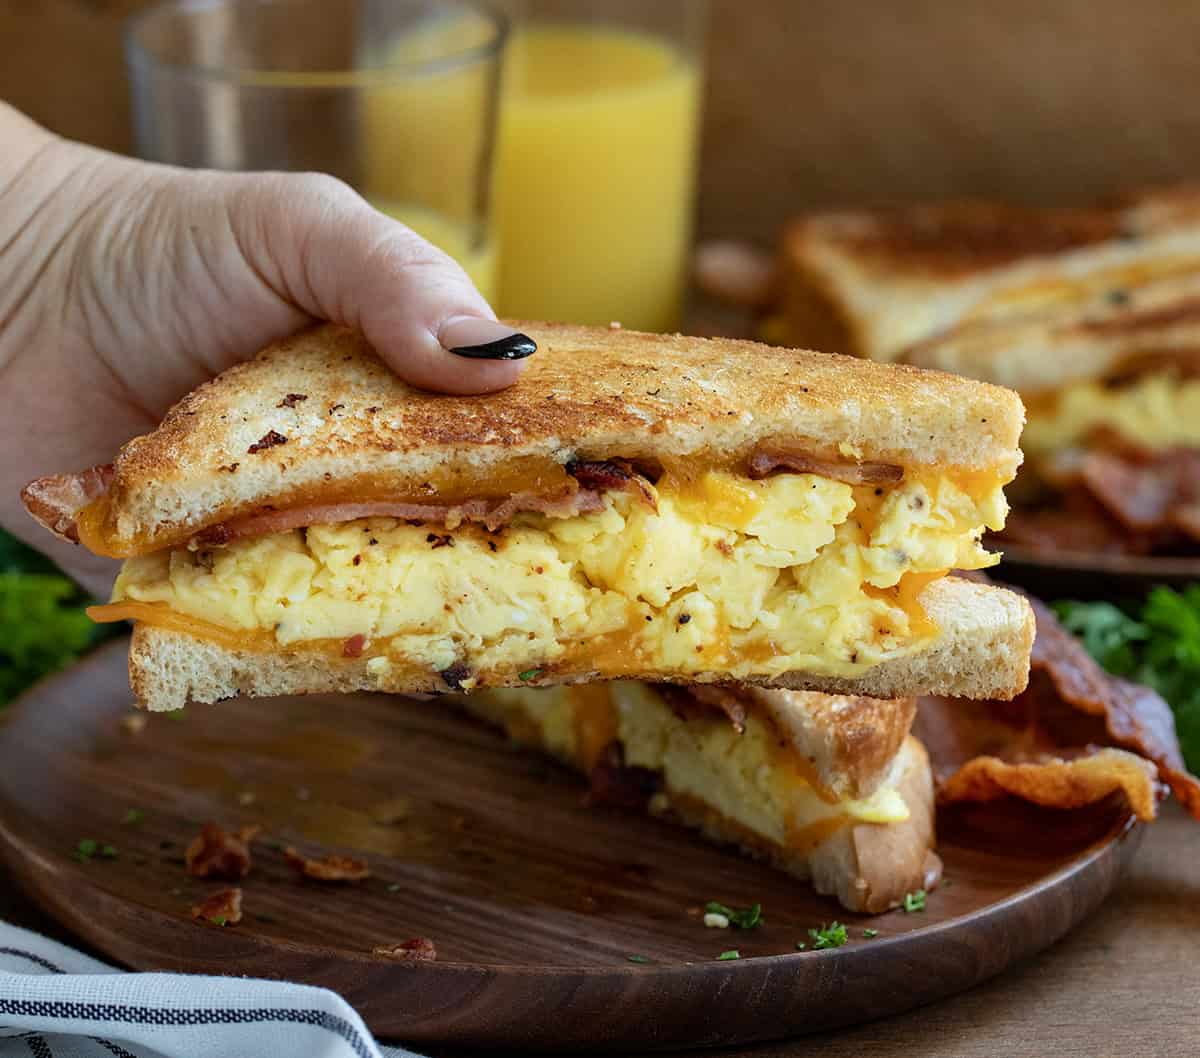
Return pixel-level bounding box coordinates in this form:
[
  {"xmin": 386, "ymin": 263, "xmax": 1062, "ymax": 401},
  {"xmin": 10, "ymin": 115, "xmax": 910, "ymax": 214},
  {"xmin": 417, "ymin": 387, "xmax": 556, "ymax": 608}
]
[
  {"xmin": 20, "ymin": 463, "xmax": 114, "ymax": 544},
  {"xmin": 373, "ymin": 938, "xmax": 437, "ymax": 961},
  {"xmin": 566, "ymin": 459, "xmax": 658, "ymax": 512},
  {"xmin": 191, "ymin": 887, "xmax": 243, "ymax": 926},
  {"xmin": 342, "ymin": 634, "xmax": 366, "ymax": 658},
  {"xmin": 746, "ymin": 442, "xmax": 903, "ymax": 485},
  {"xmin": 284, "ymin": 846, "xmax": 371, "ymax": 882},
  {"xmin": 916, "ymin": 588, "xmax": 1200, "ymax": 822},
  {"xmin": 587, "ymin": 743, "xmax": 660, "ymax": 809},
  {"xmin": 185, "ymin": 822, "xmax": 254, "ymax": 881},
  {"xmin": 1018, "ymin": 446, "xmax": 1200, "ymax": 553},
  {"xmin": 188, "ymin": 489, "xmax": 605, "ymax": 548},
  {"xmin": 939, "ymin": 747, "xmax": 1161, "ymax": 821},
  {"xmin": 657, "ymin": 685, "xmax": 748, "ymax": 733}
]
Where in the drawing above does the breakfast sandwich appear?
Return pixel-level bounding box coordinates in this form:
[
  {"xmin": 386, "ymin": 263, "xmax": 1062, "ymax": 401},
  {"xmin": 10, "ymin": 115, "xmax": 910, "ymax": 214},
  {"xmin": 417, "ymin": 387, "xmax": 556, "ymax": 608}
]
[
  {"xmin": 23, "ymin": 322, "xmax": 1033, "ymax": 711},
  {"xmin": 450, "ymin": 681, "xmax": 939, "ymax": 913},
  {"xmin": 770, "ymin": 188, "xmax": 1200, "ymax": 554}
]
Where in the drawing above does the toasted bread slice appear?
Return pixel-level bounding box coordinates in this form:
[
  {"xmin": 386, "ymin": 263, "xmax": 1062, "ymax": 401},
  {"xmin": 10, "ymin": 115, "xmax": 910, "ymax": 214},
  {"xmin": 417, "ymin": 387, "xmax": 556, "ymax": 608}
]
[
  {"xmin": 447, "ymin": 679, "xmax": 937, "ymax": 913},
  {"xmin": 774, "ymin": 187, "xmax": 1200, "ymax": 382},
  {"xmin": 125, "ymin": 576, "xmax": 1033, "ymax": 711},
  {"xmin": 25, "ymin": 322, "xmax": 1024, "ymax": 557}
]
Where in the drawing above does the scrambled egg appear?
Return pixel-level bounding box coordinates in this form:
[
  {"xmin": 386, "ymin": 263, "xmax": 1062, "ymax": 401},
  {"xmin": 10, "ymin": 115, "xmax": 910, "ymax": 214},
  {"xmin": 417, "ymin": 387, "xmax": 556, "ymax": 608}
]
[
  {"xmin": 1023, "ymin": 372, "xmax": 1200, "ymax": 454},
  {"xmin": 458, "ymin": 681, "xmax": 910, "ymax": 854},
  {"xmin": 113, "ymin": 469, "xmax": 1006, "ymax": 681}
]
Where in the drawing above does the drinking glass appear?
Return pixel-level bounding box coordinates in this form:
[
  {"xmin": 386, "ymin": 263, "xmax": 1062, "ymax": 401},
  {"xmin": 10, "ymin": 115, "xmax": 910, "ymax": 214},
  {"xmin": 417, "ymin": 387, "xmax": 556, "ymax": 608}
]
[
  {"xmin": 492, "ymin": 0, "xmax": 708, "ymax": 331},
  {"xmin": 125, "ymin": 0, "xmax": 507, "ymax": 299}
]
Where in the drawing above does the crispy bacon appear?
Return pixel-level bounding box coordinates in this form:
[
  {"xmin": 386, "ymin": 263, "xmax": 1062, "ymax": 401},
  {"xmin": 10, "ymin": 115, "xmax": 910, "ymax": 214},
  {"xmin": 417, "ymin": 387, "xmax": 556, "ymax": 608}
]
[
  {"xmin": 185, "ymin": 822, "xmax": 254, "ymax": 881},
  {"xmin": 191, "ymin": 887, "xmax": 243, "ymax": 926},
  {"xmin": 746, "ymin": 442, "xmax": 903, "ymax": 485},
  {"xmin": 657, "ymin": 685, "xmax": 748, "ymax": 733},
  {"xmin": 284, "ymin": 846, "xmax": 371, "ymax": 882},
  {"xmin": 1010, "ymin": 446, "xmax": 1200, "ymax": 554},
  {"xmin": 566, "ymin": 459, "xmax": 659, "ymax": 513},
  {"xmin": 188, "ymin": 489, "xmax": 606, "ymax": 548},
  {"xmin": 916, "ymin": 586, "xmax": 1200, "ymax": 822},
  {"xmin": 373, "ymin": 938, "xmax": 437, "ymax": 961},
  {"xmin": 20, "ymin": 463, "xmax": 113, "ymax": 544}
]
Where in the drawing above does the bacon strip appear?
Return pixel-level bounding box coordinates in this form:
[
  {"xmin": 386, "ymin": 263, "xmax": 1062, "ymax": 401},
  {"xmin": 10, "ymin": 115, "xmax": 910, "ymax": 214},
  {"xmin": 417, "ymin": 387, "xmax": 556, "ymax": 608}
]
[
  {"xmin": 747, "ymin": 442, "xmax": 903, "ymax": 485},
  {"xmin": 20, "ymin": 464, "xmax": 113, "ymax": 544},
  {"xmin": 566, "ymin": 459, "xmax": 659, "ymax": 513},
  {"xmin": 916, "ymin": 583, "xmax": 1200, "ymax": 822},
  {"xmin": 189, "ymin": 489, "xmax": 606, "ymax": 548}
]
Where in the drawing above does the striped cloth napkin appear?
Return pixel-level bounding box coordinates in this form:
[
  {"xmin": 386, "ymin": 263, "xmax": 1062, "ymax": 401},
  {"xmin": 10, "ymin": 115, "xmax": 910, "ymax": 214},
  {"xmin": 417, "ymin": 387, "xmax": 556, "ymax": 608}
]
[{"xmin": 0, "ymin": 920, "xmax": 419, "ymax": 1058}]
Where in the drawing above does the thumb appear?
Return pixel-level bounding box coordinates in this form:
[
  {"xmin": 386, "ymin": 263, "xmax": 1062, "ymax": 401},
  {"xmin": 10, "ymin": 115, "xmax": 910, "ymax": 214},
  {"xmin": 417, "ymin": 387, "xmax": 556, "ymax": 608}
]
[{"xmin": 228, "ymin": 171, "xmax": 535, "ymax": 394}]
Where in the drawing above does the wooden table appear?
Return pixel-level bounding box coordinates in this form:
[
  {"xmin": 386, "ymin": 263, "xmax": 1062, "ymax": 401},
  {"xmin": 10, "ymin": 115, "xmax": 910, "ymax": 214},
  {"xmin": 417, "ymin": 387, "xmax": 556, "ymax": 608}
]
[{"xmin": 1, "ymin": 801, "xmax": 1195, "ymax": 1056}]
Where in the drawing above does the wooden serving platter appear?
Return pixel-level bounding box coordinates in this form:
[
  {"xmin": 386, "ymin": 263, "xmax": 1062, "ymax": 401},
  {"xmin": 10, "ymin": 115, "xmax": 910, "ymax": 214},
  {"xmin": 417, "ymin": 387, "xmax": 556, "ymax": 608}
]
[{"xmin": 0, "ymin": 640, "xmax": 1141, "ymax": 1050}]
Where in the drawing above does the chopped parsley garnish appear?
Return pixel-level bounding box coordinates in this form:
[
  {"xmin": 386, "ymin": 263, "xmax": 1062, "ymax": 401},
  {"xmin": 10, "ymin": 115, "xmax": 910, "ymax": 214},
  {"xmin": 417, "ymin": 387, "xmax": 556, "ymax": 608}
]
[
  {"xmin": 863, "ymin": 928, "xmax": 879, "ymax": 938},
  {"xmin": 74, "ymin": 838, "xmax": 98, "ymax": 863},
  {"xmin": 100, "ymin": 844, "xmax": 118, "ymax": 859},
  {"xmin": 716, "ymin": 949, "xmax": 740, "ymax": 961},
  {"xmin": 808, "ymin": 922, "xmax": 848, "ymax": 949},
  {"xmin": 903, "ymin": 889, "xmax": 926, "ymax": 913},
  {"xmin": 626, "ymin": 954, "xmax": 650, "ymax": 964},
  {"xmin": 705, "ymin": 900, "xmax": 763, "ymax": 929},
  {"xmin": 794, "ymin": 942, "xmax": 807, "ymax": 951},
  {"xmin": 121, "ymin": 809, "xmax": 145, "ymax": 826},
  {"xmin": 210, "ymin": 915, "xmax": 228, "ymax": 926},
  {"xmin": 518, "ymin": 668, "xmax": 543, "ymax": 682}
]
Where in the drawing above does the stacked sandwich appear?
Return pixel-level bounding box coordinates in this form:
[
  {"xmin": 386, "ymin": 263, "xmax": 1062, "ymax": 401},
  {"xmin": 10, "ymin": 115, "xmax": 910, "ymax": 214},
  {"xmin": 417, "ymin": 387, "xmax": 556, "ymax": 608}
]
[
  {"xmin": 24, "ymin": 323, "xmax": 1034, "ymax": 912},
  {"xmin": 769, "ymin": 188, "xmax": 1200, "ymax": 555}
]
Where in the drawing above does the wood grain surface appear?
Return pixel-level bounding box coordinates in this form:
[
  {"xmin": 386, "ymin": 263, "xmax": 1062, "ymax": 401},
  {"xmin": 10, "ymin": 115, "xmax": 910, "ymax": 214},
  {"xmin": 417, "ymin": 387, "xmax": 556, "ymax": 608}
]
[{"xmin": 0, "ymin": 640, "xmax": 1143, "ymax": 1050}]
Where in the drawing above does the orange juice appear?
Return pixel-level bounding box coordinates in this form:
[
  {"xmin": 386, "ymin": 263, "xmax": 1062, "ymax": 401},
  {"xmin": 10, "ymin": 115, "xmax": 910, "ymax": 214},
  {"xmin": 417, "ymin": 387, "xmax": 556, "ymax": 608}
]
[{"xmin": 495, "ymin": 24, "xmax": 702, "ymax": 332}]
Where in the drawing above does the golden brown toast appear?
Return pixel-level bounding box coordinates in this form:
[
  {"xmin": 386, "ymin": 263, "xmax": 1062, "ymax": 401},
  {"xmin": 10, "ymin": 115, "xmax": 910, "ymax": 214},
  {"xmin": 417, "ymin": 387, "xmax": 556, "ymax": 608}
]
[
  {"xmin": 774, "ymin": 187, "xmax": 1200, "ymax": 383},
  {"xmin": 25, "ymin": 321, "xmax": 1024, "ymax": 557}
]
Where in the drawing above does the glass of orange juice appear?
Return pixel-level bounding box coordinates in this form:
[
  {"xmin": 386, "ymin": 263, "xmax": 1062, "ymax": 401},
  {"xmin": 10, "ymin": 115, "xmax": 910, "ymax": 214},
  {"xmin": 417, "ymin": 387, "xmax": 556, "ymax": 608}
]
[
  {"xmin": 493, "ymin": 0, "xmax": 708, "ymax": 332},
  {"xmin": 125, "ymin": 0, "xmax": 506, "ymax": 301}
]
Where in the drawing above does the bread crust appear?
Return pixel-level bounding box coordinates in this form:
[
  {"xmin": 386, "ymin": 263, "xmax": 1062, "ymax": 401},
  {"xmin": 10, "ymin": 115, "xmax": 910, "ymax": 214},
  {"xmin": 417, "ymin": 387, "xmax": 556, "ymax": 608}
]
[
  {"xmin": 53, "ymin": 322, "xmax": 1024, "ymax": 555},
  {"xmin": 776, "ymin": 187, "xmax": 1200, "ymax": 373},
  {"xmin": 126, "ymin": 577, "xmax": 1034, "ymax": 711}
]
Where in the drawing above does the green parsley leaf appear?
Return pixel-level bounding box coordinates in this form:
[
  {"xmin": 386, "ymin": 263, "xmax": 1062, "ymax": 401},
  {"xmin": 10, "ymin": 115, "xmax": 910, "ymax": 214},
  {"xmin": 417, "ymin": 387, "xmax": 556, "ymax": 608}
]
[
  {"xmin": 716, "ymin": 949, "xmax": 740, "ymax": 961},
  {"xmin": 518, "ymin": 668, "xmax": 543, "ymax": 682},
  {"xmin": 74, "ymin": 838, "xmax": 98, "ymax": 863},
  {"xmin": 863, "ymin": 928, "xmax": 879, "ymax": 938},
  {"xmin": 121, "ymin": 809, "xmax": 145, "ymax": 826},
  {"xmin": 903, "ymin": 889, "xmax": 926, "ymax": 913},
  {"xmin": 626, "ymin": 954, "xmax": 650, "ymax": 964},
  {"xmin": 100, "ymin": 844, "xmax": 118, "ymax": 859},
  {"xmin": 808, "ymin": 922, "xmax": 848, "ymax": 949},
  {"xmin": 704, "ymin": 900, "xmax": 763, "ymax": 929},
  {"xmin": 794, "ymin": 942, "xmax": 807, "ymax": 951},
  {"xmin": 210, "ymin": 915, "xmax": 227, "ymax": 926}
]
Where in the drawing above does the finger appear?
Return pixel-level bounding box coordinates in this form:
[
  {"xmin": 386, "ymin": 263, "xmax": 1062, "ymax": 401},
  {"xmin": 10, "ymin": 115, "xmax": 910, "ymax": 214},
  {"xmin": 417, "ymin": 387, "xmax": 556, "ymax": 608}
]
[{"xmin": 228, "ymin": 172, "xmax": 534, "ymax": 394}]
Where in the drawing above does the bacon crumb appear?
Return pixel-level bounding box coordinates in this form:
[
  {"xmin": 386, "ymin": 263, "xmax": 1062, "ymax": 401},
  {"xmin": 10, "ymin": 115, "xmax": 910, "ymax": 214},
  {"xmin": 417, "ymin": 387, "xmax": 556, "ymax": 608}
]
[
  {"xmin": 343, "ymin": 634, "xmax": 366, "ymax": 658},
  {"xmin": 185, "ymin": 822, "xmax": 254, "ymax": 880},
  {"xmin": 219, "ymin": 462, "xmax": 239, "ymax": 473},
  {"xmin": 440, "ymin": 662, "xmax": 470, "ymax": 690},
  {"xmin": 284, "ymin": 846, "xmax": 371, "ymax": 882},
  {"xmin": 426, "ymin": 532, "xmax": 454, "ymax": 549},
  {"xmin": 191, "ymin": 887, "xmax": 242, "ymax": 925},
  {"xmin": 373, "ymin": 938, "xmax": 436, "ymax": 961},
  {"xmin": 277, "ymin": 393, "xmax": 308, "ymax": 408},
  {"xmin": 247, "ymin": 430, "xmax": 288, "ymax": 454}
]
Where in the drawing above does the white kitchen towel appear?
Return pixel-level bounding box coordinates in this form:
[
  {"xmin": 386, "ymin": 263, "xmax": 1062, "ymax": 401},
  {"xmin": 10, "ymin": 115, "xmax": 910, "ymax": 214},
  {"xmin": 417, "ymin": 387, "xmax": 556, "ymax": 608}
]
[{"xmin": 0, "ymin": 920, "xmax": 420, "ymax": 1058}]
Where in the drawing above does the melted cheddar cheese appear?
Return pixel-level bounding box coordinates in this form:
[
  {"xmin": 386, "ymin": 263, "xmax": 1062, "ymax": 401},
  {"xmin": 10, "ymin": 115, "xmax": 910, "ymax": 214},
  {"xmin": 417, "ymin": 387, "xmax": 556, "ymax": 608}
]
[{"xmin": 100, "ymin": 468, "xmax": 1008, "ymax": 684}]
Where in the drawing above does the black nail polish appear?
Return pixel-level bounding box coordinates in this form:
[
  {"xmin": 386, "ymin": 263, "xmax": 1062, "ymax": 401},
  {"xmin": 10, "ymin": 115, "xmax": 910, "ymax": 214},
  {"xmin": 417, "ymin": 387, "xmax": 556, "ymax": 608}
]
[{"xmin": 448, "ymin": 333, "xmax": 537, "ymax": 360}]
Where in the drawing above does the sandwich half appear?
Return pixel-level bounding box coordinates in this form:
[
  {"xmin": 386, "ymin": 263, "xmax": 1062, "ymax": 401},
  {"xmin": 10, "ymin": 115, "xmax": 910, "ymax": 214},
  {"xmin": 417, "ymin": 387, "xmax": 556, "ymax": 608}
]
[
  {"xmin": 24, "ymin": 322, "xmax": 1033, "ymax": 710},
  {"xmin": 451, "ymin": 681, "xmax": 938, "ymax": 912},
  {"xmin": 772, "ymin": 189, "xmax": 1200, "ymax": 553}
]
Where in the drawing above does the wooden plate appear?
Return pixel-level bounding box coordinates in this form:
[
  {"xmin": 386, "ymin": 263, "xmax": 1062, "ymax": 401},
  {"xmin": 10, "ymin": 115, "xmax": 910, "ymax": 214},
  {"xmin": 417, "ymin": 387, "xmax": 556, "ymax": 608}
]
[
  {"xmin": 997, "ymin": 545, "xmax": 1200, "ymax": 599},
  {"xmin": 0, "ymin": 640, "xmax": 1142, "ymax": 1051}
]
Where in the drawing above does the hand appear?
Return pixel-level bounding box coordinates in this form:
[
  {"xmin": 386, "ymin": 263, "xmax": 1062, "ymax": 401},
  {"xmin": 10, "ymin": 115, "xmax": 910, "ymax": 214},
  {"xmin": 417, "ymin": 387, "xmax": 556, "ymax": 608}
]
[{"xmin": 0, "ymin": 103, "xmax": 532, "ymax": 594}]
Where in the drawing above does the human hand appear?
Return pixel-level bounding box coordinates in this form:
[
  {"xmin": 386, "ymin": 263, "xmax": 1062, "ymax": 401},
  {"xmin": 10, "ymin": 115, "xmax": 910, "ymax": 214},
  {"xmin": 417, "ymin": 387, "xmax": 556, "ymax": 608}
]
[{"xmin": 0, "ymin": 103, "xmax": 533, "ymax": 593}]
